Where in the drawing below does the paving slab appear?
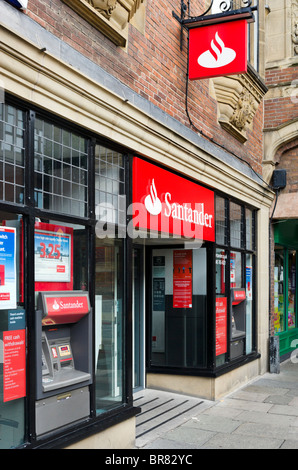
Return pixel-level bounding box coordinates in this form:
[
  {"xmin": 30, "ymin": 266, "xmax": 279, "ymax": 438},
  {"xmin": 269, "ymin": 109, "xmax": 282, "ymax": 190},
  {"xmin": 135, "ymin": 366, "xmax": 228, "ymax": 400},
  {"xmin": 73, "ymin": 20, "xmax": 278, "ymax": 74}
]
[
  {"xmin": 134, "ymin": 359, "xmax": 298, "ymax": 450},
  {"xmin": 199, "ymin": 432, "xmax": 284, "ymax": 449}
]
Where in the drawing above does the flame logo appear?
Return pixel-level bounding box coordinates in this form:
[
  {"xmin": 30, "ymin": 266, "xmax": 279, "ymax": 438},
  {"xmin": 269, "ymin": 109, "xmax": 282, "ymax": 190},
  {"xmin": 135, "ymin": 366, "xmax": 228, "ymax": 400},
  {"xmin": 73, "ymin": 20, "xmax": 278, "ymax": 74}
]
[
  {"xmin": 52, "ymin": 299, "xmax": 60, "ymax": 310},
  {"xmin": 144, "ymin": 179, "xmax": 162, "ymax": 215},
  {"xmin": 198, "ymin": 32, "xmax": 236, "ymax": 68}
]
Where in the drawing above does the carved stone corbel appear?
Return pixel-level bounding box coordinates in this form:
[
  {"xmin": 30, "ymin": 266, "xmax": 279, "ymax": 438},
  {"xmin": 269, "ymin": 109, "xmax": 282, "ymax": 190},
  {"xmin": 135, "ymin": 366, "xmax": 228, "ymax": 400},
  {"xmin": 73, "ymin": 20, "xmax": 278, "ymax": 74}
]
[
  {"xmin": 211, "ymin": 64, "xmax": 267, "ymax": 143},
  {"xmin": 61, "ymin": 0, "xmax": 144, "ymax": 46}
]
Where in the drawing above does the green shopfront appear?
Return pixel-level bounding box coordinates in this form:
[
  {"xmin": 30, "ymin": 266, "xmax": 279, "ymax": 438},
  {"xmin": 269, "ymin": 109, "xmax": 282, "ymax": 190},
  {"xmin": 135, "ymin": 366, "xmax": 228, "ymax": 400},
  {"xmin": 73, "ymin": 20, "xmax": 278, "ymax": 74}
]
[{"xmin": 273, "ymin": 220, "xmax": 298, "ymax": 358}]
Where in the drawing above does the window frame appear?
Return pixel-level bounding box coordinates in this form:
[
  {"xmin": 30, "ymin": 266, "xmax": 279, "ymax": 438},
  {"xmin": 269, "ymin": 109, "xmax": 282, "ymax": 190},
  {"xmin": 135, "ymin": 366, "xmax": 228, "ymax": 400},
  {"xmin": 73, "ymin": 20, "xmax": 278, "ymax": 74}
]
[{"xmin": 0, "ymin": 94, "xmax": 134, "ymax": 449}]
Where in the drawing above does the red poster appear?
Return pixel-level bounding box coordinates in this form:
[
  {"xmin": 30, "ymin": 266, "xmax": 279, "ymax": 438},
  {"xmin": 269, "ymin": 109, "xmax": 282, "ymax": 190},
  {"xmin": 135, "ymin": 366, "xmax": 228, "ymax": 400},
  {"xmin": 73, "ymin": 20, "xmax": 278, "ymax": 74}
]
[
  {"xmin": 3, "ymin": 329, "xmax": 26, "ymax": 402},
  {"xmin": 188, "ymin": 19, "xmax": 247, "ymax": 80},
  {"xmin": 133, "ymin": 157, "xmax": 215, "ymax": 241},
  {"xmin": 34, "ymin": 222, "xmax": 73, "ymax": 292},
  {"xmin": 216, "ymin": 297, "xmax": 227, "ymax": 356},
  {"xmin": 173, "ymin": 250, "xmax": 192, "ymax": 308}
]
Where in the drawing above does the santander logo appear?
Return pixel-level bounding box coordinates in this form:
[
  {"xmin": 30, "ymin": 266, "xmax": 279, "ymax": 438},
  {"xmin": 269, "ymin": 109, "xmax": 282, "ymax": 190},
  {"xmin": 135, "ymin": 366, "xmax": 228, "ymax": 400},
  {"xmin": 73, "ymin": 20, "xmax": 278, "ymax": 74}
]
[
  {"xmin": 197, "ymin": 31, "xmax": 236, "ymax": 69},
  {"xmin": 144, "ymin": 179, "xmax": 213, "ymax": 228},
  {"xmin": 188, "ymin": 20, "xmax": 247, "ymax": 81},
  {"xmin": 144, "ymin": 179, "xmax": 162, "ymax": 215}
]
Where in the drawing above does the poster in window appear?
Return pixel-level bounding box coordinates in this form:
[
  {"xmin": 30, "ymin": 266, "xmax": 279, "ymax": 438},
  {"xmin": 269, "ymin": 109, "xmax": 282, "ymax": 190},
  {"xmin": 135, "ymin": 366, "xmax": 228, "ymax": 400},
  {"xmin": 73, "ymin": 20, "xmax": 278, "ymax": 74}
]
[
  {"xmin": 0, "ymin": 227, "xmax": 17, "ymax": 310},
  {"xmin": 173, "ymin": 250, "xmax": 192, "ymax": 308},
  {"xmin": 153, "ymin": 278, "xmax": 165, "ymax": 311},
  {"xmin": 3, "ymin": 329, "xmax": 26, "ymax": 402},
  {"xmin": 35, "ymin": 222, "xmax": 73, "ymax": 291},
  {"xmin": 216, "ymin": 297, "xmax": 227, "ymax": 356}
]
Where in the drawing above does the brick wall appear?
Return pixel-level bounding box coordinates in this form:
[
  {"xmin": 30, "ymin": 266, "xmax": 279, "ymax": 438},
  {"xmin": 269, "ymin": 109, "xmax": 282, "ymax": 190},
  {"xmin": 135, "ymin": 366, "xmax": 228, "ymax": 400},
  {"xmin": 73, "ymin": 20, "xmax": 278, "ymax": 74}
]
[
  {"xmin": 264, "ymin": 65, "xmax": 298, "ymax": 129},
  {"xmin": 23, "ymin": 0, "xmax": 265, "ymax": 174}
]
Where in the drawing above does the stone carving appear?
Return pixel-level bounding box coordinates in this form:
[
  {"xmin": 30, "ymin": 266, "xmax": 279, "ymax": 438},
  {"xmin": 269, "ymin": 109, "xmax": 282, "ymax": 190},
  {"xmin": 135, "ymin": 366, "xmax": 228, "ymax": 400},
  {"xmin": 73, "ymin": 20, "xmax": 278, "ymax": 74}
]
[
  {"xmin": 61, "ymin": 0, "xmax": 144, "ymax": 46},
  {"xmin": 292, "ymin": 22, "xmax": 298, "ymax": 55},
  {"xmin": 211, "ymin": 65, "xmax": 267, "ymax": 143},
  {"xmin": 230, "ymin": 89, "xmax": 256, "ymax": 131},
  {"xmin": 87, "ymin": 0, "xmax": 117, "ymax": 18}
]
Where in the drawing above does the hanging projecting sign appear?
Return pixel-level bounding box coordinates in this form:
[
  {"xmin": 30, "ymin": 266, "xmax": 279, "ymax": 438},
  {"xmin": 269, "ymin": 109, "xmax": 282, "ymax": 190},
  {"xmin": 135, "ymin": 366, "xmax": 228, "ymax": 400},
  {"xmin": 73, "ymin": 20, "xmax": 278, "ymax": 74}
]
[
  {"xmin": 132, "ymin": 157, "xmax": 215, "ymax": 241},
  {"xmin": 188, "ymin": 19, "xmax": 247, "ymax": 80}
]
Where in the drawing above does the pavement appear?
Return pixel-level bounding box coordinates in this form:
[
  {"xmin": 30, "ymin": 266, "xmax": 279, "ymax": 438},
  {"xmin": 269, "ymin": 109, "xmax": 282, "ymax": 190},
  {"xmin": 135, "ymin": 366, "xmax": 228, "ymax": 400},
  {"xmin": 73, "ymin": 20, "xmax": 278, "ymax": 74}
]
[{"xmin": 134, "ymin": 358, "xmax": 298, "ymax": 449}]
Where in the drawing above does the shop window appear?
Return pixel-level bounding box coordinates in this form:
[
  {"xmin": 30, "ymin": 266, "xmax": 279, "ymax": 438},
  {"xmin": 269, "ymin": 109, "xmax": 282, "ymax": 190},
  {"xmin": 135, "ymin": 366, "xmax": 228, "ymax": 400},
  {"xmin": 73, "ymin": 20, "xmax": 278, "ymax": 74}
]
[
  {"xmin": 288, "ymin": 251, "xmax": 296, "ymax": 330},
  {"xmin": 150, "ymin": 247, "xmax": 207, "ymax": 369},
  {"xmin": 274, "ymin": 248, "xmax": 285, "ymax": 333},
  {"xmin": 0, "ymin": 212, "xmax": 25, "ymax": 449},
  {"xmin": 34, "ymin": 118, "xmax": 88, "ymax": 217},
  {"xmin": 94, "ymin": 143, "xmax": 126, "ymax": 414},
  {"xmin": 0, "ymin": 104, "xmax": 25, "ymax": 205},
  {"xmin": 216, "ymin": 199, "xmax": 256, "ymax": 366},
  {"xmin": 274, "ymin": 248, "xmax": 297, "ymax": 335}
]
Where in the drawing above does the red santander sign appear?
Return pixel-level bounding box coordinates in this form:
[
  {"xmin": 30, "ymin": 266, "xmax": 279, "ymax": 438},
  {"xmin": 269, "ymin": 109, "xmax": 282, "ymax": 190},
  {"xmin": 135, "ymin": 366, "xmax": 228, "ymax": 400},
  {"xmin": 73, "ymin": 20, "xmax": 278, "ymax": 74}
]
[
  {"xmin": 188, "ymin": 19, "xmax": 247, "ymax": 80},
  {"xmin": 133, "ymin": 157, "xmax": 215, "ymax": 241},
  {"xmin": 42, "ymin": 293, "xmax": 90, "ymax": 325}
]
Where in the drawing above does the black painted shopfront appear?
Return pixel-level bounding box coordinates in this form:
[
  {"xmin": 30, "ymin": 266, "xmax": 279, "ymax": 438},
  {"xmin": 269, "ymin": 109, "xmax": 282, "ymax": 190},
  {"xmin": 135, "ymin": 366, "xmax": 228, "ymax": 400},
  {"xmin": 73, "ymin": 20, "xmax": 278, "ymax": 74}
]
[{"xmin": 0, "ymin": 96, "xmax": 258, "ymax": 449}]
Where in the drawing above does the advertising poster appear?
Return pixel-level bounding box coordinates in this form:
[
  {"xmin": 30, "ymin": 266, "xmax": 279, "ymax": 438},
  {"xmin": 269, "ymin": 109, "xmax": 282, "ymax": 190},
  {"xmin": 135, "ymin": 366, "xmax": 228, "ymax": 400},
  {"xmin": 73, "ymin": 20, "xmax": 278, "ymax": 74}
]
[
  {"xmin": 246, "ymin": 266, "xmax": 252, "ymax": 300},
  {"xmin": 0, "ymin": 227, "xmax": 17, "ymax": 310},
  {"xmin": 173, "ymin": 250, "xmax": 192, "ymax": 308},
  {"xmin": 216, "ymin": 297, "xmax": 227, "ymax": 356},
  {"xmin": 3, "ymin": 329, "xmax": 26, "ymax": 402},
  {"xmin": 34, "ymin": 223, "xmax": 73, "ymax": 291},
  {"xmin": 153, "ymin": 278, "xmax": 165, "ymax": 311}
]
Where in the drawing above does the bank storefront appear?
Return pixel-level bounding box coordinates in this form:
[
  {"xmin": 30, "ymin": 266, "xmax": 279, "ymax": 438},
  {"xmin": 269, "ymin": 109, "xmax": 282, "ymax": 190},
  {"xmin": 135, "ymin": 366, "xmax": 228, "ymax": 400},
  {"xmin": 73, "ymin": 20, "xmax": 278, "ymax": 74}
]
[
  {"xmin": 0, "ymin": 95, "xmax": 272, "ymax": 448},
  {"xmin": 0, "ymin": 8, "xmax": 273, "ymax": 448}
]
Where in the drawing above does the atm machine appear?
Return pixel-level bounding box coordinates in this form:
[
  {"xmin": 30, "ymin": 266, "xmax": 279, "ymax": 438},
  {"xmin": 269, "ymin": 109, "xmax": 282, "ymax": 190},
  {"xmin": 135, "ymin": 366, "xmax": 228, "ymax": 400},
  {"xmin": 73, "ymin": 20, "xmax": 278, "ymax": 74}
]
[
  {"xmin": 230, "ymin": 287, "xmax": 246, "ymax": 360},
  {"xmin": 35, "ymin": 291, "xmax": 92, "ymax": 437}
]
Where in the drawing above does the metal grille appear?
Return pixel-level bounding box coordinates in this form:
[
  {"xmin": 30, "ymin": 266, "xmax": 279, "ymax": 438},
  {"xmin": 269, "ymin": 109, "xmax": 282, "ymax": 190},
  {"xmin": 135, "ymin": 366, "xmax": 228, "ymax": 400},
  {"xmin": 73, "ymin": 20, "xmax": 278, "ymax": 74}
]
[
  {"xmin": 34, "ymin": 117, "xmax": 88, "ymax": 216},
  {"xmin": 0, "ymin": 103, "xmax": 25, "ymax": 204}
]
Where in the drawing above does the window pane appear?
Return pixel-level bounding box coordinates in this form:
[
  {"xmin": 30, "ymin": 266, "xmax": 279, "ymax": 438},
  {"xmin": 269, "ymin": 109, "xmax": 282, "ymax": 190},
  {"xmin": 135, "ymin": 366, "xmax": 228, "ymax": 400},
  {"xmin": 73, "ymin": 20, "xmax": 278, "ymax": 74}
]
[
  {"xmin": 215, "ymin": 196, "xmax": 227, "ymax": 245},
  {"xmin": 150, "ymin": 248, "xmax": 207, "ymax": 369},
  {"xmin": 95, "ymin": 239, "xmax": 124, "ymax": 413},
  {"xmin": 0, "ymin": 104, "xmax": 25, "ymax": 204},
  {"xmin": 34, "ymin": 118, "xmax": 88, "ymax": 216},
  {"xmin": 288, "ymin": 250, "xmax": 296, "ymax": 330},
  {"xmin": 230, "ymin": 202, "xmax": 242, "ymax": 248},
  {"xmin": 230, "ymin": 251, "xmax": 241, "ymax": 288},
  {"xmin": 95, "ymin": 145, "xmax": 124, "ymax": 223},
  {"xmin": 246, "ymin": 254, "xmax": 253, "ymax": 354},
  {"xmin": 0, "ymin": 213, "xmax": 26, "ymax": 449},
  {"xmin": 216, "ymin": 248, "xmax": 228, "ymax": 366},
  {"xmin": 230, "ymin": 251, "xmax": 245, "ymax": 359},
  {"xmin": 216, "ymin": 248, "xmax": 227, "ymax": 295},
  {"xmin": 246, "ymin": 208, "xmax": 253, "ymax": 250},
  {"xmin": 274, "ymin": 248, "xmax": 285, "ymax": 333}
]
